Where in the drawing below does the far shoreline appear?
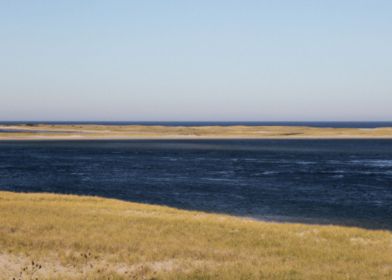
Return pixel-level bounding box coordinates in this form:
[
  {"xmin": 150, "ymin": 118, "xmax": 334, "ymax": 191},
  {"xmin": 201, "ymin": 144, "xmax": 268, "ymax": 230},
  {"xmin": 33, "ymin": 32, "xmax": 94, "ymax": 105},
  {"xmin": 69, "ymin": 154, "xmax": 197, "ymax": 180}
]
[
  {"xmin": 1, "ymin": 124, "xmax": 392, "ymax": 140},
  {"xmin": 2, "ymin": 136, "xmax": 392, "ymax": 141}
]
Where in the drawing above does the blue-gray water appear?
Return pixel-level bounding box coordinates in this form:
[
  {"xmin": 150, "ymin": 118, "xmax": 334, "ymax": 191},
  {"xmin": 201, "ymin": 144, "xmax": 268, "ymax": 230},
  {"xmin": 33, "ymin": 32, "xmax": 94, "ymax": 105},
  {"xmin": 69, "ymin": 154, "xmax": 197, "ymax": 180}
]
[{"xmin": 0, "ymin": 139, "xmax": 391, "ymax": 230}]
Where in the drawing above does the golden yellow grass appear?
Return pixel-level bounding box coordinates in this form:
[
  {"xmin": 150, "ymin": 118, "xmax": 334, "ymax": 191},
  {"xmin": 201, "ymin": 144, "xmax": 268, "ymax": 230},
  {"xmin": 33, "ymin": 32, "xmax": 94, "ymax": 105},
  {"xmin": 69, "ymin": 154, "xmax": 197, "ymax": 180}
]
[
  {"xmin": 1, "ymin": 124, "xmax": 392, "ymax": 140},
  {"xmin": 0, "ymin": 191, "xmax": 391, "ymax": 279}
]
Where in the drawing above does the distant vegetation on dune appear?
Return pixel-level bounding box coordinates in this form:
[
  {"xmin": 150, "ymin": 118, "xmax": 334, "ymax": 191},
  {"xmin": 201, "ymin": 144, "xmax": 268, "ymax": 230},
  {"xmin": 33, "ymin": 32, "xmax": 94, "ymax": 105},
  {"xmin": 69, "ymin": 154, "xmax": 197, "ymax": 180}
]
[
  {"xmin": 0, "ymin": 191, "xmax": 391, "ymax": 279},
  {"xmin": 1, "ymin": 124, "xmax": 392, "ymax": 140}
]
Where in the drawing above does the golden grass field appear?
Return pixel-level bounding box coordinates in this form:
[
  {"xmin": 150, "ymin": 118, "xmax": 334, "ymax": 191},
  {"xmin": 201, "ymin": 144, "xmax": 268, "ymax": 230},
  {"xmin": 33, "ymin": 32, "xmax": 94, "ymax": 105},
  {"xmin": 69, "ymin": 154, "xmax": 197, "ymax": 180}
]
[
  {"xmin": 1, "ymin": 124, "xmax": 392, "ymax": 140},
  {"xmin": 0, "ymin": 191, "xmax": 391, "ymax": 279}
]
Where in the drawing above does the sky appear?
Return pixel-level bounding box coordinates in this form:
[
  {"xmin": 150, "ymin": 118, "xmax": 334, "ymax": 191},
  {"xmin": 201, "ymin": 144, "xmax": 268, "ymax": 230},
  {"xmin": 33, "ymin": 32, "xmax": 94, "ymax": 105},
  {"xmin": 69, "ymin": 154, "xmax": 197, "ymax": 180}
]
[{"xmin": 1, "ymin": 1, "xmax": 391, "ymax": 122}]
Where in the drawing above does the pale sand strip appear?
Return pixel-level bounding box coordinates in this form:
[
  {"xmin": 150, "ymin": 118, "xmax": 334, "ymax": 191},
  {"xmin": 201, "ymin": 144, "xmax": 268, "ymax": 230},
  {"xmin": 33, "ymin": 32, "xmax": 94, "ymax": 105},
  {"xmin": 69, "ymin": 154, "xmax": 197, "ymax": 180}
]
[{"xmin": 1, "ymin": 124, "xmax": 392, "ymax": 140}]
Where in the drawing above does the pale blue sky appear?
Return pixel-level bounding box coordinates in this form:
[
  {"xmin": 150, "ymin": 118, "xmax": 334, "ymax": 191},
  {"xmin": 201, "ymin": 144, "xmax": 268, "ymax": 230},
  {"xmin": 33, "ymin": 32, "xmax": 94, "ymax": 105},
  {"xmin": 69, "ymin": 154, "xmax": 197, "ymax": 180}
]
[{"xmin": 1, "ymin": 1, "xmax": 391, "ymax": 121}]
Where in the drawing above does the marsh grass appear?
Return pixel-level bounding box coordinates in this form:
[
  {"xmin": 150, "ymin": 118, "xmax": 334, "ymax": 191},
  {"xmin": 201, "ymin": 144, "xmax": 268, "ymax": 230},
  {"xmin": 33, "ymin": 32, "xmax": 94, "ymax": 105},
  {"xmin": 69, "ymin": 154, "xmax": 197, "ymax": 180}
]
[{"xmin": 0, "ymin": 191, "xmax": 391, "ymax": 279}]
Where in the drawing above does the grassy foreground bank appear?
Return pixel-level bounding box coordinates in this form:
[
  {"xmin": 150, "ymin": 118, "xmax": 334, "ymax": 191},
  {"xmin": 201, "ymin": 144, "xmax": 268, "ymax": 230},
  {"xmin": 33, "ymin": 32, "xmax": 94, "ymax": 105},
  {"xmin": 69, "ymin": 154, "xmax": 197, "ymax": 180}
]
[{"xmin": 0, "ymin": 191, "xmax": 391, "ymax": 279}]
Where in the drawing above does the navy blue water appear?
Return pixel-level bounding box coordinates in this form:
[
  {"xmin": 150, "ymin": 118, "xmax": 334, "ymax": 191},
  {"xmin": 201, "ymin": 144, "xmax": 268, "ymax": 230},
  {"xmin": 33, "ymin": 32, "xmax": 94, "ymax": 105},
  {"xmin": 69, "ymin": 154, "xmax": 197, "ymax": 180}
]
[
  {"xmin": 1, "ymin": 121, "xmax": 392, "ymax": 128},
  {"xmin": 1, "ymin": 139, "xmax": 391, "ymax": 230}
]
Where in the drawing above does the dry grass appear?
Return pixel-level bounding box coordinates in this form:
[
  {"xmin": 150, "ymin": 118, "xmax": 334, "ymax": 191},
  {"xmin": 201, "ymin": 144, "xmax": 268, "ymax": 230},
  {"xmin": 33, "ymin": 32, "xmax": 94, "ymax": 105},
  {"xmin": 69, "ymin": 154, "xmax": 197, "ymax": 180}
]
[
  {"xmin": 0, "ymin": 191, "xmax": 391, "ymax": 279},
  {"xmin": 1, "ymin": 124, "xmax": 392, "ymax": 140}
]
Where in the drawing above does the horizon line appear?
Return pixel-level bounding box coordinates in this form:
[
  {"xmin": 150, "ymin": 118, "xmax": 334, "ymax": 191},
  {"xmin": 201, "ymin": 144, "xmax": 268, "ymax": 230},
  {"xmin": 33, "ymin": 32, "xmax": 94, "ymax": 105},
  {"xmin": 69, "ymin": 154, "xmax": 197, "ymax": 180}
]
[{"xmin": 1, "ymin": 120, "xmax": 392, "ymax": 123}]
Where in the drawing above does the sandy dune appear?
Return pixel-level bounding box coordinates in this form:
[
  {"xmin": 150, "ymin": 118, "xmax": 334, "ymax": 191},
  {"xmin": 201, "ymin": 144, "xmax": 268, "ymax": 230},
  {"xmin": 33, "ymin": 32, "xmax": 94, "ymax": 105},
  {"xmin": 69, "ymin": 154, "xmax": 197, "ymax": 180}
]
[{"xmin": 1, "ymin": 124, "xmax": 392, "ymax": 140}]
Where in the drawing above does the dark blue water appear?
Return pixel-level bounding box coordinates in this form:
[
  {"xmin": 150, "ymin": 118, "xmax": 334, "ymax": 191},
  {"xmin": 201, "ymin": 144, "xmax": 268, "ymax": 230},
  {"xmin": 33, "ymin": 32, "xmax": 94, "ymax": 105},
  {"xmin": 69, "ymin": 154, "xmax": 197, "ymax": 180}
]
[
  {"xmin": 1, "ymin": 121, "xmax": 392, "ymax": 128},
  {"xmin": 1, "ymin": 140, "xmax": 391, "ymax": 230}
]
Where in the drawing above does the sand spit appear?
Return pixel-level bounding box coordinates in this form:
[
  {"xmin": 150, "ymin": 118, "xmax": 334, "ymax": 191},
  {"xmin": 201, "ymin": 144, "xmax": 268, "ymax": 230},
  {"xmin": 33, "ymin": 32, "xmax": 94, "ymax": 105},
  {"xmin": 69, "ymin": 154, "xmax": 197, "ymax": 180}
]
[{"xmin": 1, "ymin": 124, "xmax": 392, "ymax": 140}]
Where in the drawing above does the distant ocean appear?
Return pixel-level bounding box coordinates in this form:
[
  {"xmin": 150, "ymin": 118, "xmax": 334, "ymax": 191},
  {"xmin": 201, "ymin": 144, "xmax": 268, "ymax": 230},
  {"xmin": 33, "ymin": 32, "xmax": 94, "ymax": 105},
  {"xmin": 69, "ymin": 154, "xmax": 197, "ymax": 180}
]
[{"xmin": 1, "ymin": 121, "xmax": 392, "ymax": 128}]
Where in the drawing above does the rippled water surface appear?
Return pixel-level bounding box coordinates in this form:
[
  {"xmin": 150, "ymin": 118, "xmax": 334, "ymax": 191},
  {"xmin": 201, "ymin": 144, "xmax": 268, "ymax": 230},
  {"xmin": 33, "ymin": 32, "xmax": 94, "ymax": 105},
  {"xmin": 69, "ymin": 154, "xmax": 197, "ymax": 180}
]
[{"xmin": 0, "ymin": 140, "xmax": 391, "ymax": 229}]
